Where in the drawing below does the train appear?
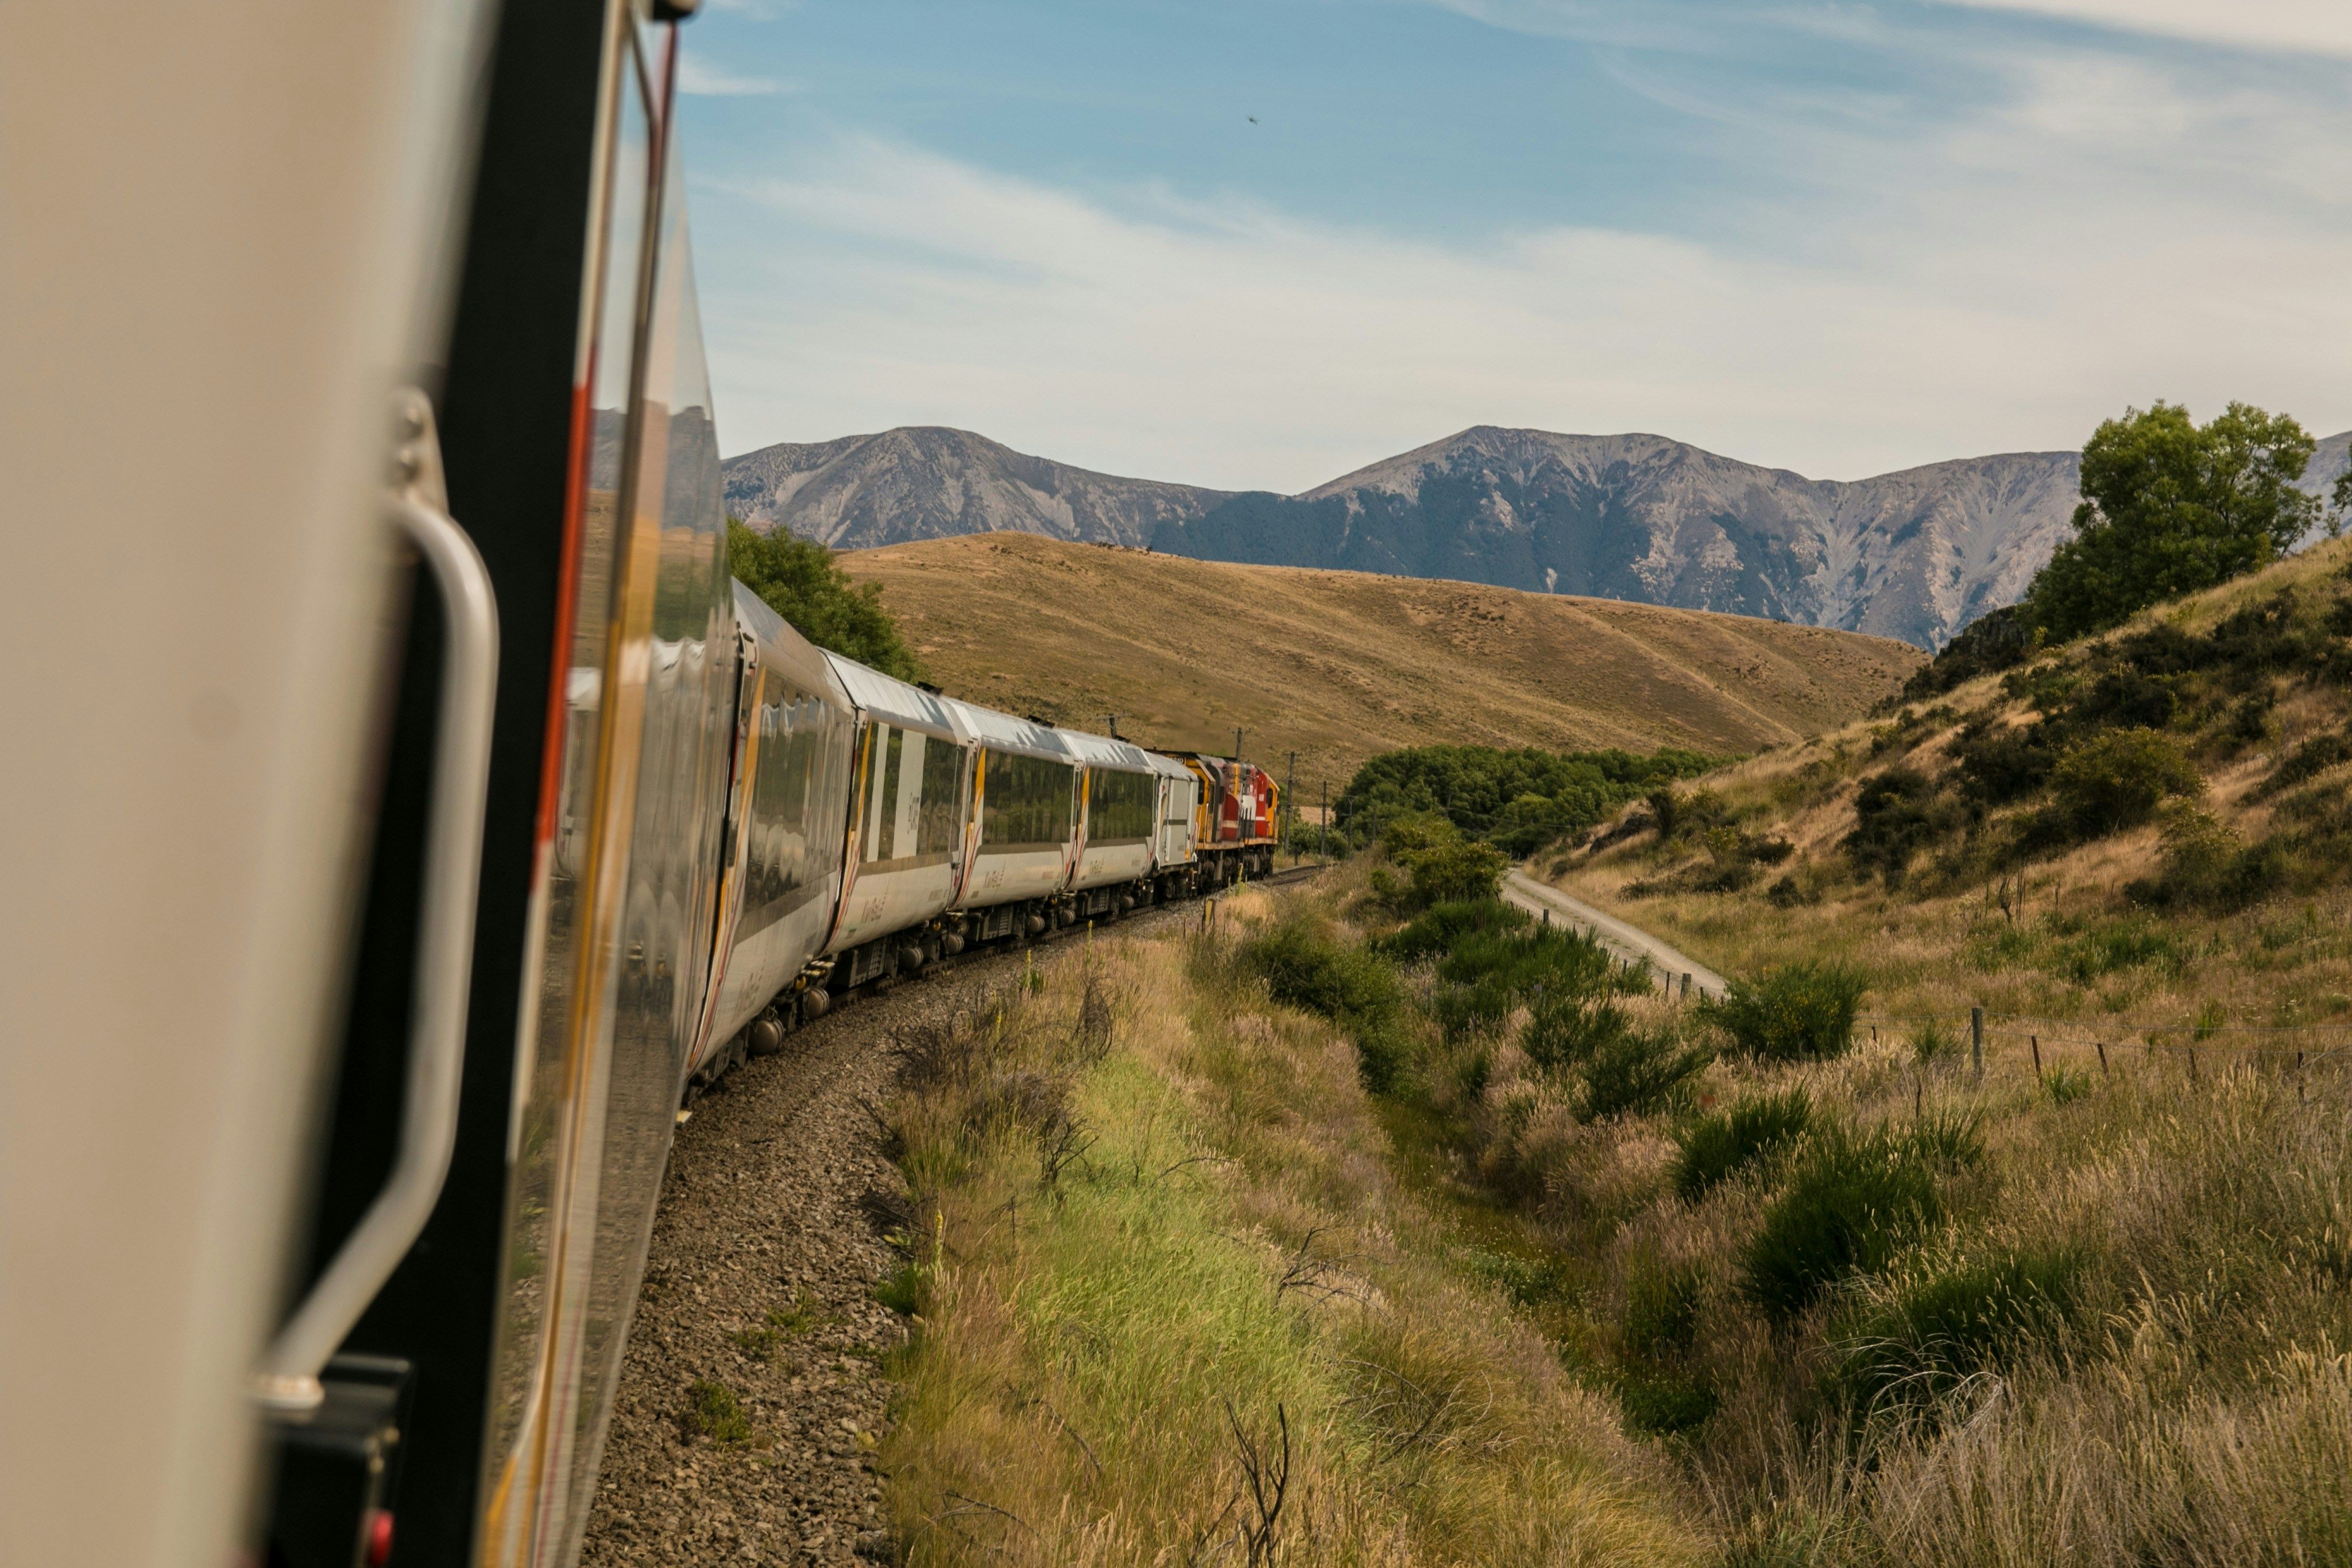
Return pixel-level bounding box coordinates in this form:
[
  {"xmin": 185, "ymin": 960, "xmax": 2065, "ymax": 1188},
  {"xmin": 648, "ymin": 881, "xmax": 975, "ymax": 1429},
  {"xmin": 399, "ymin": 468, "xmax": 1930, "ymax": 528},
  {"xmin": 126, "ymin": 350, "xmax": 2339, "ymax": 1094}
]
[
  {"xmin": 5, "ymin": 3, "xmax": 1283, "ymax": 1566},
  {"xmin": 683, "ymin": 605, "xmax": 1282, "ymax": 1098}
]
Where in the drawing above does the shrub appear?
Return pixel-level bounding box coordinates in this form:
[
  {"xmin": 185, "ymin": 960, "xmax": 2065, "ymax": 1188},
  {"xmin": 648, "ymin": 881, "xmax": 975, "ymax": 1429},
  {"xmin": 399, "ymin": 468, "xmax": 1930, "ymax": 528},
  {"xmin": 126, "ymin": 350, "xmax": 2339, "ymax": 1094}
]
[
  {"xmin": 1578, "ymin": 1028, "xmax": 1712, "ymax": 1122},
  {"xmin": 1243, "ymin": 918, "xmax": 1412, "ymax": 1090},
  {"xmin": 1521, "ymin": 991, "xmax": 1631, "ymax": 1073},
  {"xmin": 1670, "ymin": 1087, "xmax": 1813, "ymax": 1201},
  {"xmin": 1900, "ymin": 603, "xmax": 2040, "ymax": 702},
  {"xmin": 1844, "ymin": 767, "xmax": 1950, "ymax": 886},
  {"xmin": 1431, "ymin": 923, "xmax": 1619, "ymax": 1035},
  {"xmin": 1832, "ymin": 1247, "xmax": 2083, "ymax": 1412},
  {"xmin": 1699, "ymin": 962, "xmax": 1870, "ymax": 1063},
  {"xmin": 1409, "ymin": 838, "xmax": 1509, "ymax": 907},
  {"xmin": 2049, "ymin": 727, "xmax": 2202, "ymax": 837},
  {"xmin": 1380, "ymin": 897, "xmax": 1529, "ymax": 961},
  {"xmin": 1740, "ymin": 1118, "xmax": 1980, "ymax": 1323},
  {"xmin": 2127, "ymin": 804, "xmax": 2285, "ymax": 911}
]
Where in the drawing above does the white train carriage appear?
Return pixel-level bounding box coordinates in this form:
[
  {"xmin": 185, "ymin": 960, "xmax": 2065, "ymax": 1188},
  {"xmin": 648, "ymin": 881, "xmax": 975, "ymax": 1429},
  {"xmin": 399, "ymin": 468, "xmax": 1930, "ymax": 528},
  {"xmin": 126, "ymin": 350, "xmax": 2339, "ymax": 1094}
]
[
  {"xmin": 1059, "ymin": 728, "xmax": 1163, "ymax": 919},
  {"xmin": 819, "ymin": 652, "xmax": 978, "ymax": 990},
  {"xmin": 688, "ymin": 586, "xmax": 859, "ymax": 1080},
  {"xmin": 947, "ymin": 701, "xmax": 1082, "ymax": 940},
  {"xmin": 1146, "ymin": 750, "xmax": 1203, "ymax": 892}
]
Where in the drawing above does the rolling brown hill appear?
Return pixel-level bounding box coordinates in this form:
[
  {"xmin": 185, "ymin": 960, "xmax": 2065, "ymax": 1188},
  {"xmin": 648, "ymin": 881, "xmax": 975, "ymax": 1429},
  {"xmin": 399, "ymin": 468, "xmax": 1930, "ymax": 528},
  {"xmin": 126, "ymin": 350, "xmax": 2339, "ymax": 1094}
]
[{"xmin": 834, "ymin": 532, "xmax": 1924, "ymax": 796}]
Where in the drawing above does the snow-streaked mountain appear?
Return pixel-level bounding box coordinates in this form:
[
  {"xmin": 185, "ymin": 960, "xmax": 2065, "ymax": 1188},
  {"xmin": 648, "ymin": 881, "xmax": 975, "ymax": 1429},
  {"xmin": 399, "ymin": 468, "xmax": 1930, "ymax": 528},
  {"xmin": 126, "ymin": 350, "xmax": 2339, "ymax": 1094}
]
[{"xmin": 721, "ymin": 424, "xmax": 2352, "ymax": 649}]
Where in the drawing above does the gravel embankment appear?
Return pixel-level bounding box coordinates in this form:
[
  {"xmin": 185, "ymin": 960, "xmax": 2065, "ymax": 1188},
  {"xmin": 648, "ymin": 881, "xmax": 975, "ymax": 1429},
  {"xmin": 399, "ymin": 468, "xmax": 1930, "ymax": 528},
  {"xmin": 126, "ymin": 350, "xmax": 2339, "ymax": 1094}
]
[{"xmin": 578, "ymin": 909, "xmax": 1192, "ymax": 1566}]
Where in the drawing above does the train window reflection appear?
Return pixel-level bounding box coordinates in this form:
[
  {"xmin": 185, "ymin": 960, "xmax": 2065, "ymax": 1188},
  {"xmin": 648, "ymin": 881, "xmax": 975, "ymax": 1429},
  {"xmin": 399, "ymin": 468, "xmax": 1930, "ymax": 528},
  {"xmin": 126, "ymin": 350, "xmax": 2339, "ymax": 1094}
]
[
  {"xmin": 981, "ymin": 749, "xmax": 1075, "ymax": 850},
  {"xmin": 1086, "ymin": 768, "xmax": 1155, "ymax": 845}
]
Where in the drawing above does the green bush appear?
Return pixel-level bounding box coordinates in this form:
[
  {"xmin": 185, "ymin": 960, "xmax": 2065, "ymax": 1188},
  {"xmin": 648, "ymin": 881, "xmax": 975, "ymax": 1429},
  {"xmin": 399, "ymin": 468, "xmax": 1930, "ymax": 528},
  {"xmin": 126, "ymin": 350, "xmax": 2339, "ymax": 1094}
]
[
  {"xmin": 1521, "ymin": 991, "xmax": 1631, "ymax": 1073},
  {"xmin": 1670, "ymin": 1087, "xmax": 1813, "ymax": 1202},
  {"xmin": 1699, "ymin": 962, "xmax": 1870, "ymax": 1063},
  {"xmin": 1578, "ymin": 1028, "xmax": 1711, "ymax": 1121},
  {"xmin": 2127, "ymin": 806, "xmax": 2286, "ymax": 911},
  {"xmin": 1844, "ymin": 767, "xmax": 1953, "ymax": 886},
  {"xmin": 1832, "ymin": 1248, "xmax": 2083, "ymax": 1412},
  {"xmin": 1740, "ymin": 1117, "xmax": 1981, "ymax": 1323},
  {"xmin": 1407, "ymin": 838, "xmax": 1509, "ymax": 907},
  {"xmin": 1380, "ymin": 897, "xmax": 1528, "ymax": 961},
  {"xmin": 1432, "ymin": 923, "xmax": 1619, "ymax": 1035},
  {"xmin": 2049, "ymin": 726, "xmax": 2203, "ymax": 837},
  {"xmin": 1243, "ymin": 918, "xmax": 1412, "ymax": 1091}
]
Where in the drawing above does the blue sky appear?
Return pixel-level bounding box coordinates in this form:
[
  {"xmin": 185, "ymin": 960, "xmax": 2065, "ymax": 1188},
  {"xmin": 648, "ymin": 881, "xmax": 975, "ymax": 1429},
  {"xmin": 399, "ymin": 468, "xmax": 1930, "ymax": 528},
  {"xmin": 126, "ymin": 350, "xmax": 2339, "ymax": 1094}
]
[{"xmin": 676, "ymin": 1, "xmax": 2352, "ymax": 490}]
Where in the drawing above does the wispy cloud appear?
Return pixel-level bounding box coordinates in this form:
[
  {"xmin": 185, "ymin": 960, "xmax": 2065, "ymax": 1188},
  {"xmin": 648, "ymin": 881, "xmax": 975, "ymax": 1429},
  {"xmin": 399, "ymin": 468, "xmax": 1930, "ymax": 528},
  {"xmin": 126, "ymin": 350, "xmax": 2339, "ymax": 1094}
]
[
  {"xmin": 682, "ymin": 1, "xmax": 2352, "ymax": 489},
  {"xmin": 692, "ymin": 99, "xmax": 2352, "ymax": 493},
  {"xmin": 678, "ymin": 52, "xmax": 787, "ymax": 97},
  {"xmin": 1929, "ymin": 0, "xmax": 2352, "ymax": 59}
]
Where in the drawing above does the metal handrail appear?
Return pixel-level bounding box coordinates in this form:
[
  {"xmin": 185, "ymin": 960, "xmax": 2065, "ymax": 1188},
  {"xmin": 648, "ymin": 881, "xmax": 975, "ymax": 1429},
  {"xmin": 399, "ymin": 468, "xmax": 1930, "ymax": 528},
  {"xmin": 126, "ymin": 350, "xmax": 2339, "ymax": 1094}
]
[{"xmin": 253, "ymin": 449, "xmax": 498, "ymax": 1414}]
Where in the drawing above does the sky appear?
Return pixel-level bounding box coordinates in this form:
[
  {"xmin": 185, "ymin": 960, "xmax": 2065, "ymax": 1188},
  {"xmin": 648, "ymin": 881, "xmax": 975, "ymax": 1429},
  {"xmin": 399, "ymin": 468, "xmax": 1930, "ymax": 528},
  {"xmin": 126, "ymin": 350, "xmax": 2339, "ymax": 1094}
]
[{"xmin": 675, "ymin": 0, "xmax": 2352, "ymax": 491}]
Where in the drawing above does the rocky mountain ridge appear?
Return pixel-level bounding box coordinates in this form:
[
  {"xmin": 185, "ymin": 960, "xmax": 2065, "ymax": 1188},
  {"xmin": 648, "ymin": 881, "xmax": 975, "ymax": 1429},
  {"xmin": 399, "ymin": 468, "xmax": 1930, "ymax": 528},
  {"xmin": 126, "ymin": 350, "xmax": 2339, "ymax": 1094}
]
[{"xmin": 723, "ymin": 424, "xmax": 2352, "ymax": 649}]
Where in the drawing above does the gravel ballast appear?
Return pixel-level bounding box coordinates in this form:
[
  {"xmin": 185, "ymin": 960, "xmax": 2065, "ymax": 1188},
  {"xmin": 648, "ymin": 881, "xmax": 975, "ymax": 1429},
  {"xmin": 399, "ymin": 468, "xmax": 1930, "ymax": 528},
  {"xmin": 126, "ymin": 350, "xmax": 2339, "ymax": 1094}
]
[{"xmin": 577, "ymin": 913, "xmax": 1187, "ymax": 1566}]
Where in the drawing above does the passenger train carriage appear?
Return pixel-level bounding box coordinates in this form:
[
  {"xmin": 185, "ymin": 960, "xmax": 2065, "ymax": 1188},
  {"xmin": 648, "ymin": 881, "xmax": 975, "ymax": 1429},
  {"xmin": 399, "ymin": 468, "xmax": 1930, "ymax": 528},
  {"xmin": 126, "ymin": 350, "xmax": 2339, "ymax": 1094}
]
[{"xmin": 3, "ymin": 3, "xmax": 1280, "ymax": 1567}]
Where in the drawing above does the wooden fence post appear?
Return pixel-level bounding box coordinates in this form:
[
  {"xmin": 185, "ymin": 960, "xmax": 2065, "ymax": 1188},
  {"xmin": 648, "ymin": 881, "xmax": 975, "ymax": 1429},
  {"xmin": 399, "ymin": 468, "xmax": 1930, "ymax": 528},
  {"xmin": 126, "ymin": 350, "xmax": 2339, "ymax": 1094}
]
[
  {"xmin": 2030, "ymin": 1034, "xmax": 2042, "ymax": 1083},
  {"xmin": 2095, "ymin": 1039, "xmax": 2109, "ymax": 1079},
  {"xmin": 1971, "ymin": 1006, "xmax": 1985, "ymax": 1082}
]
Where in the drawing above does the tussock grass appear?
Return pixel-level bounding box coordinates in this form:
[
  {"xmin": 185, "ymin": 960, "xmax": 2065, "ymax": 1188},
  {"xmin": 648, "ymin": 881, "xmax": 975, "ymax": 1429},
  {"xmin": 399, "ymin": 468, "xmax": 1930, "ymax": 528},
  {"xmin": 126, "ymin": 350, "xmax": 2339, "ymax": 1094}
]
[{"xmin": 874, "ymin": 901, "xmax": 1704, "ymax": 1566}]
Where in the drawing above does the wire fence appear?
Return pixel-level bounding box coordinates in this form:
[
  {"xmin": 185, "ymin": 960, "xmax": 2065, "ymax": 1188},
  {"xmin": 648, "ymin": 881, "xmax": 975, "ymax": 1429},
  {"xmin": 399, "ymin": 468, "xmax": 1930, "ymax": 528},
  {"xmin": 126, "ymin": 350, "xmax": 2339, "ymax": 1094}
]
[{"xmin": 1851, "ymin": 1005, "xmax": 2352, "ymax": 1093}]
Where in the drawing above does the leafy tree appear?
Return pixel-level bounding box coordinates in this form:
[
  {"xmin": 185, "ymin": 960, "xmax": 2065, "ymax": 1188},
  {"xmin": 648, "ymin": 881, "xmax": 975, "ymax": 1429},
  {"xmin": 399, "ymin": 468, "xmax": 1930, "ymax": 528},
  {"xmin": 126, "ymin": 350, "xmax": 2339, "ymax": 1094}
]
[
  {"xmin": 726, "ymin": 520, "xmax": 924, "ymax": 683},
  {"xmin": 2025, "ymin": 402, "xmax": 2318, "ymax": 643}
]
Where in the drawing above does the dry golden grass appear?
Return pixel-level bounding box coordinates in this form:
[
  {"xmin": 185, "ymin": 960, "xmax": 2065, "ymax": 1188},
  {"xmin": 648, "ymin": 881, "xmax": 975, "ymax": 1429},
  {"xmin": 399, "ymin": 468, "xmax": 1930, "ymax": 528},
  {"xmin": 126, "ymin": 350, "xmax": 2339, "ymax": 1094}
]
[
  {"xmin": 877, "ymin": 903, "xmax": 1707, "ymax": 1566},
  {"xmin": 839, "ymin": 532, "xmax": 1922, "ymax": 792},
  {"xmin": 1541, "ymin": 535, "xmax": 2352, "ymax": 1044}
]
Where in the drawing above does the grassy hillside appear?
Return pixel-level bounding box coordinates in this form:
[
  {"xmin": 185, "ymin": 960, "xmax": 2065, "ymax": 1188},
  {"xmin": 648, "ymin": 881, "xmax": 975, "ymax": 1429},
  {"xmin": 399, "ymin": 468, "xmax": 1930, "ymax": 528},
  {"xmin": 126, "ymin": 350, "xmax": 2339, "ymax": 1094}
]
[
  {"xmin": 1545, "ymin": 533, "xmax": 2352, "ymax": 1028},
  {"xmin": 837, "ymin": 533, "xmax": 1922, "ymax": 793},
  {"xmin": 1445, "ymin": 535, "xmax": 2352, "ymax": 1558}
]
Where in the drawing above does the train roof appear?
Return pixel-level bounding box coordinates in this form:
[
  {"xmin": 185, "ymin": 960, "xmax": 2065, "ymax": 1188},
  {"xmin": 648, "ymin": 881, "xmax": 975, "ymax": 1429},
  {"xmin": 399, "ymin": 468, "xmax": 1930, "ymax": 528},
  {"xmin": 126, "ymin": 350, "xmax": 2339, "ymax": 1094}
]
[
  {"xmin": 1054, "ymin": 727, "xmax": 1156, "ymax": 773},
  {"xmin": 732, "ymin": 581, "xmax": 853, "ymax": 712},
  {"xmin": 821, "ymin": 649, "xmax": 964, "ymax": 740},
  {"xmin": 938, "ymin": 695, "xmax": 1074, "ymax": 764},
  {"xmin": 1140, "ymin": 750, "xmax": 1196, "ymax": 782}
]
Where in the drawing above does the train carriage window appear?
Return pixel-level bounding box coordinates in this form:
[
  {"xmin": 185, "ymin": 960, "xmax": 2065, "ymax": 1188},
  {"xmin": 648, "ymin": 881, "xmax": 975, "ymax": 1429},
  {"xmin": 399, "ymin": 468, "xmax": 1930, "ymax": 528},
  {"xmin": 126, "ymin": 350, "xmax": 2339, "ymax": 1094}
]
[
  {"xmin": 981, "ymin": 748, "xmax": 1074, "ymax": 850},
  {"xmin": 733, "ymin": 672, "xmax": 832, "ymax": 938},
  {"xmin": 871, "ymin": 727, "xmax": 904, "ymax": 862},
  {"xmin": 1086, "ymin": 767, "xmax": 1155, "ymax": 845},
  {"xmin": 917, "ymin": 734, "xmax": 963, "ymax": 855}
]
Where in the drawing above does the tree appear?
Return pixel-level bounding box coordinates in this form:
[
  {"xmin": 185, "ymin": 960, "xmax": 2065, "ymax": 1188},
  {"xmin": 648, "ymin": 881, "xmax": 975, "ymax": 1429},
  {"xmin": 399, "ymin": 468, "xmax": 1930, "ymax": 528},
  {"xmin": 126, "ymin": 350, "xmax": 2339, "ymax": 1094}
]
[
  {"xmin": 2025, "ymin": 401, "xmax": 2318, "ymax": 643},
  {"xmin": 726, "ymin": 520, "xmax": 925, "ymax": 684}
]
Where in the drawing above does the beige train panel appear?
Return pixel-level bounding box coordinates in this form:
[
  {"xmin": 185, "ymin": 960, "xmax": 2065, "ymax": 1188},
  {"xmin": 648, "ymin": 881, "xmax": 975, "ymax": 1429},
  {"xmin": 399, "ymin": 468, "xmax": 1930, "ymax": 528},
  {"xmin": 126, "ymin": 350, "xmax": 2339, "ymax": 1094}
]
[{"xmin": 0, "ymin": 3, "xmax": 490, "ymax": 1565}]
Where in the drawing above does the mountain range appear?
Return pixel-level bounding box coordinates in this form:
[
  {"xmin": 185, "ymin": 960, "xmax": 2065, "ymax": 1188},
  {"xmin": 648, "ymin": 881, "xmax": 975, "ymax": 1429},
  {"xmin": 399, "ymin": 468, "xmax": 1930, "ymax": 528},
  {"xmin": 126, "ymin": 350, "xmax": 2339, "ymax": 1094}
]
[{"xmin": 723, "ymin": 425, "xmax": 2352, "ymax": 650}]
